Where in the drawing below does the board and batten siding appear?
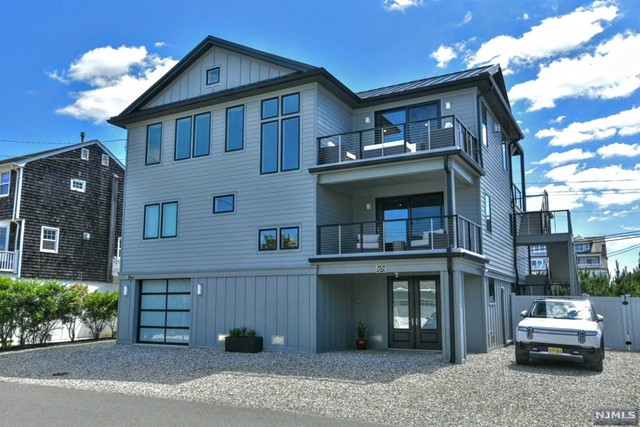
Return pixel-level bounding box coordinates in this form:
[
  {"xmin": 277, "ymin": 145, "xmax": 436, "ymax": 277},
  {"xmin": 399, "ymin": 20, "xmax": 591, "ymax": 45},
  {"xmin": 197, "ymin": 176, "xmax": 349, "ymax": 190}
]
[
  {"xmin": 486, "ymin": 278, "xmax": 512, "ymax": 350},
  {"xmin": 122, "ymin": 84, "xmax": 318, "ymax": 275},
  {"xmin": 479, "ymin": 98, "xmax": 517, "ymax": 279},
  {"xmin": 144, "ymin": 46, "xmax": 297, "ymax": 109},
  {"xmin": 191, "ymin": 272, "xmax": 316, "ymax": 352}
]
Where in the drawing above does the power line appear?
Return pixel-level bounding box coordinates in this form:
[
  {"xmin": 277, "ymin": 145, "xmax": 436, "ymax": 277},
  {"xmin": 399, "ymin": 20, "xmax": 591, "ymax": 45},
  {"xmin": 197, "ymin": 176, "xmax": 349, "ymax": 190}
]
[{"xmin": 0, "ymin": 138, "xmax": 125, "ymax": 145}]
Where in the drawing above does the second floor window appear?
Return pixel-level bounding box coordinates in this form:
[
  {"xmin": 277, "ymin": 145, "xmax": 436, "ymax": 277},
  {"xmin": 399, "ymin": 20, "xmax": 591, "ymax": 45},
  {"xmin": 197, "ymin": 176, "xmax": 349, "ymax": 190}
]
[
  {"xmin": 146, "ymin": 123, "xmax": 162, "ymax": 165},
  {"xmin": 485, "ymin": 194, "xmax": 492, "ymax": 233},
  {"xmin": 260, "ymin": 93, "xmax": 300, "ymax": 174},
  {"xmin": 0, "ymin": 172, "xmax": 10, "ymax": 196},
  {"xmin": 40, "ymin": 226, "xmax": 59, "ymax": 253},
  {"xmin": 144, "ymin": 201, "xmax": 178, "ymax": 239},
  {"xmin": 575, "ymin": 242, "xmax": 591, "ymax": 253},
  {"xmin": 175, "ymin": 113, "xmax": 210, "ymax": 160}
]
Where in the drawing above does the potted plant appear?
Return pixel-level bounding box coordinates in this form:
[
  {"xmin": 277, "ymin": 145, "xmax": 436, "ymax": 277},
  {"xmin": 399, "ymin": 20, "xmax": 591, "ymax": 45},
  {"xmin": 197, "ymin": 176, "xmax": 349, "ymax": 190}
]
[
  {"xmin": 225, "ymin": 326, "xmax": 263, "ymax": 353},
  {"xmin": 356, "ymin": 320, "xmax": 368, "ymax": 350}
]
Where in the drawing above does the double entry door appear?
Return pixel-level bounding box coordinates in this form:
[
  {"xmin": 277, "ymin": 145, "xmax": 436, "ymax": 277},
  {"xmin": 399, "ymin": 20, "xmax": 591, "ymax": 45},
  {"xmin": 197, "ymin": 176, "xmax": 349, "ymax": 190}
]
[{"xmin": 388, "ymin": 276, "xmax": 441, "ymax": 350}]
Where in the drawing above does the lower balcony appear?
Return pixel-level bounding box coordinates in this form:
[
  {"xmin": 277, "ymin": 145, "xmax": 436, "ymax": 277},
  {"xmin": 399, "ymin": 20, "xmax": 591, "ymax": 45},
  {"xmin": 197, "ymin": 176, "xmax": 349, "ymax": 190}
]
[
  {"xmin": 0, "ymin": 250, "xmax": 17, "ymax": 273},
  {"xmin": 317, "ymin": 215, "xmax": 481, "ymax": 257}
]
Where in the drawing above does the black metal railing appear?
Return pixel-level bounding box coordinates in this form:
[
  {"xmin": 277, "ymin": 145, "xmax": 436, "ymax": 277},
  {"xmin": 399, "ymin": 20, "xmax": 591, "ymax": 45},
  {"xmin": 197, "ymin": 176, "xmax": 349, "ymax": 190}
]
[
  {"xmin": 317, "ymin": 115, "xmax": 481, "ymax": 167},
  {"xmin": 513, "ymin": 210, "xmax": 572, "ymax": 236},
  {"xmin": 317, "ymin": 215, "xmax": 481, "ymax": 256}
]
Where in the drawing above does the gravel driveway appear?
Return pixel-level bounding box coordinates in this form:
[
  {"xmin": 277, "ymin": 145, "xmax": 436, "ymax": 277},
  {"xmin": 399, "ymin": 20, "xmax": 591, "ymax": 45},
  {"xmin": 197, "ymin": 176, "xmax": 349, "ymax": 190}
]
[{"xmin": 0, "ymin": 341, "xmax": 638, "ymax": 426}]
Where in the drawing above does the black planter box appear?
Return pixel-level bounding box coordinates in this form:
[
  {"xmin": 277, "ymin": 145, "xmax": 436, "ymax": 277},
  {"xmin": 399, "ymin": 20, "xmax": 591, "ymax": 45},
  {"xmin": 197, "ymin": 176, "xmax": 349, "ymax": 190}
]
[{"xmin": 224, "ymin": 336, "xmax": 263, "ymax": 353}]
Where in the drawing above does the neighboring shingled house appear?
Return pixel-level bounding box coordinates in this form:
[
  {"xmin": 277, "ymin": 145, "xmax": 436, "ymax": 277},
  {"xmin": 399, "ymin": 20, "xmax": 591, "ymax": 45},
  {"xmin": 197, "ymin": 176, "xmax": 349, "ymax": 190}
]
[{"xmin": 0, "ymin": 140, "xmax": 124, "ymax": 290}]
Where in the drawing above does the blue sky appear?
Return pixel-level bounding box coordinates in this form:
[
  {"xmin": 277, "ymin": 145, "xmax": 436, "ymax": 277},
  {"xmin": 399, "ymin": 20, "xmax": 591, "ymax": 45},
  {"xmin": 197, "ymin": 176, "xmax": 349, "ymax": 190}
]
[{"xmin": 1, "ymin": 0, "xmax": 639, "ymax": 272}]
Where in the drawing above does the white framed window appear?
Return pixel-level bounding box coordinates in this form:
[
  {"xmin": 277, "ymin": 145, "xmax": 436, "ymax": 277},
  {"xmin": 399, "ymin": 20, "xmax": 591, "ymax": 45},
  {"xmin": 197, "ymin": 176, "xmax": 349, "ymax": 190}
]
[
  {"xmin": 575, "ymin": 242, "xmax": 590, "ymax": 253},
  {"xmin": 0, "ymin": 172, "xmax": 10, "ymax": 197},
  {"xmin": 116, "ymin": 236, "xmax": 122, "ymax": 259},
  {"xmin": 0, "ymin": 222, "xmax": 9, "ymax": 251},
  {"xmin": 102, "ymin": 154, "xmax": 109, "ymax": 166},
  {"xmin": 81, "ymin": 148, "xmax": 89, "ymax": 160},
  {"xmin": 40, "ymin": 226, "xmax": 59, "ymax": 253},
  {"xmin": 70, "ymin": 179, "xmax": 86, "ymax": 193},
  {"xmin": 531, "ymin": 245, "xmax": 547, "ymax": 255}
]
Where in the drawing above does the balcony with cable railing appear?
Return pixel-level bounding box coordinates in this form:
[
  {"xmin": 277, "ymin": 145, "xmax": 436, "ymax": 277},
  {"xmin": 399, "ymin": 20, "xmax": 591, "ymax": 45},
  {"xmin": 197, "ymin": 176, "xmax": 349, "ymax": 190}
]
[
  {"xmin": 316, "ymin": 215, "xmax": 481, "ymax": 257},
  {"xmin": 316, "ymin": 115, "xmax": 481, "ymax": 170}
]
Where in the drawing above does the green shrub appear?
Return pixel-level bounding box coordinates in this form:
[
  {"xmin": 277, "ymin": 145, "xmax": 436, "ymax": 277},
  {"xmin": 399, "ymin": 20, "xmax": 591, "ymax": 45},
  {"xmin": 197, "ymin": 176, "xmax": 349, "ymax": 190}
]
[
  {"xmin": 80, "ymin": 291, "xmax": 118, "ymax": 339},
  {"xmin": 58, "ymin": 284, "xmax": 89, "ymax": 342}
]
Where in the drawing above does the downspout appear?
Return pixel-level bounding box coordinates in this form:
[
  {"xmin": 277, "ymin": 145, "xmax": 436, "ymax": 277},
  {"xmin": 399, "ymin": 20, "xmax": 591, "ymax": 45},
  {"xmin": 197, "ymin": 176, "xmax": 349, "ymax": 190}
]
[
  {"xmin": 106, "ymin": 175, "xmax": 119, "ymax": 283},
  {"xmin": 444, "ymin": 155, "xmax": 456, "ymax": 363},
  {"xmin": 14, "ymin": 166, "xmax": 24, "ymax": 278}
]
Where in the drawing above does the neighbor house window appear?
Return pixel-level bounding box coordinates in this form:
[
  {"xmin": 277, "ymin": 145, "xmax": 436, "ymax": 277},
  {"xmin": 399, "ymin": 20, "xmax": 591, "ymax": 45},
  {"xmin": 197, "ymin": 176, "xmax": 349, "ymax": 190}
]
[
  {"xmin": 102, "ymin": 154, "xmax": 109, "ymax": 166},
  {"xmin": 259, "ymin": 229, "xmax": 277, "ymax": 251},
  {"xmin": 144, "ymin": 201, "xmax": 178, "ymax": 239},
  {"xmin": 502, "ymin": 137, "xmax": 508, "ymax": 170},
  {"xmin": 146, "ymin": 123, "xmax": 162, "ymax": 165},
  {"xmin": 481, "ymin": 104, "xmax": 488, "ymax": 147},
  {"xmin": 70, "ymin": 179, "xmax": 86, "ymax": 193},
  {"xmin": 40, "ymin": 226, "xmax": 59, "ymax": 253},
  {"xmin": 206, "ymin": 67, "xmax": 220, "ymax": 85},
  {"xmin": 81, "ymin": 148, "xmax": 89, "ymax": 160},
  {"xmin": 0, "ymin": 172, "xmax": 10, "ymax": 197},
  {"xmin": 175, "ymin": 113, "xmax": 210, "ymax": 160},
  {"xmin": 485, "ymin": 194, "xmax": 492, "ymax": 233},
  {"xmin": 575, "ymin": 243, "xmax": 590, "ymax": 253},
  {"xmin": 280, "ymin": 227, "xmax": 299, "ymax": 250},
  {"xmin": 0, "ymin": 224, "xmax": 9, "ymax": 251},
  {"xmin": 226, "ymin": 106, "xmax": 244, "ymax": 151},
  {"xmin": 213, "ymin": 194, "xmax": 234, "ymax": 214},
  {"xmin": 260, "ymin": 93, "xmax": 300, "ymax": 174}
]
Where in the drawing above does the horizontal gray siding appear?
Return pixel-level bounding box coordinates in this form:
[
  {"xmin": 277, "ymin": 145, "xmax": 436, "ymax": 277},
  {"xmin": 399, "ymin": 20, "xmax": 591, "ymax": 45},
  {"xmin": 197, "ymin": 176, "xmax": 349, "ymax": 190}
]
[
  {"xmin": 316, "ymin": 87, "xmax": 352, "ymax": 137},
  {"xmin": 145, "ymin": 47, "xmax": 296, "ymax": 109},
  {"xmin": 122, "ymin": 84, "xmax": 318, "ymax": 275},
  {"xmin": 193, "ymin": 273, "xmax": 316, "ymax": 352}
]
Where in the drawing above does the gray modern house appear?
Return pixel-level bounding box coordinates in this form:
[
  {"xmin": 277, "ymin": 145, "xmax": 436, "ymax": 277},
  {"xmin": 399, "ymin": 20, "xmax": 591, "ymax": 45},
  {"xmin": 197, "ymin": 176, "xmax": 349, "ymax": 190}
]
[{"xmin": 109, "ymin": 36, "xmax": 571, "ymax": 363}]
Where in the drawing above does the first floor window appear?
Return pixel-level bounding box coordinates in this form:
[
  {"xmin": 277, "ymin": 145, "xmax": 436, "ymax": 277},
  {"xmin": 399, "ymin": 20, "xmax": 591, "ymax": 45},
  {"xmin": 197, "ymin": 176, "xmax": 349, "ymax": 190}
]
[
  {"xmin": 488, "ymin": 278, "xmax": 495, "ymax": 303},
  {"xmin": 485, "ymin": 194, "xmax": 492, "ymax": 233},
  {"xmin": 144, "ymin": 202, "xmax": 178, "ymax": 239},
  {"xmin": 259, "ymin": 229, "xmax": 277, "ymax": 251},
  {"xmin": 41, "ymin": 226, "xmax": 59, "ymax": 253},
  {"xmin": 0, "ymin": 225, "xmax": 8, "ymax": 251},
  {"xmin": 280, "ymin": 227, "xmax": 299, "ymax": 250},
  {"xmin": 0, "ymin": 172, "xmax": 10, "ymax": 196},
  {"xmin": 213, "ymin": 194, "xmax": 234, "ymax": 213}
]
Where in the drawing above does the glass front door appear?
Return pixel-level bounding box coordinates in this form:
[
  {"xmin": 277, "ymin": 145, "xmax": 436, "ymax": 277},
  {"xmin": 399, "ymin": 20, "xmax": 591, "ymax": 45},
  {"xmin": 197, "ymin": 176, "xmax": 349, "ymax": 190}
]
[{"xmin": 388, "ymin": 276, "xmax": 441, "ymax": 350}]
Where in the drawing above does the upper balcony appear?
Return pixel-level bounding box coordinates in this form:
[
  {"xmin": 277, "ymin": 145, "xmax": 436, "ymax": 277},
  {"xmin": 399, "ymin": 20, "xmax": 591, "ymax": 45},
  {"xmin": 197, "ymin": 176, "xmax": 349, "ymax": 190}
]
[
  {"xmin": 514, "ymin": 210, "xmax": 573, "ymax": 246},
  {"xmin": 315, "ymin": 115, "xmax": 481, "ymax": 171}
]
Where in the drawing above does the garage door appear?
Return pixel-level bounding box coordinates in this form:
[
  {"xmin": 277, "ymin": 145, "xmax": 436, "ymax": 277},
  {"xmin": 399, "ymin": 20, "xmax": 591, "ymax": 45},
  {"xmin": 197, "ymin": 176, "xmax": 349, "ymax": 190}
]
[{"xmin": 138, "ymin": 279, "xmax": 191, "ymax": 345}]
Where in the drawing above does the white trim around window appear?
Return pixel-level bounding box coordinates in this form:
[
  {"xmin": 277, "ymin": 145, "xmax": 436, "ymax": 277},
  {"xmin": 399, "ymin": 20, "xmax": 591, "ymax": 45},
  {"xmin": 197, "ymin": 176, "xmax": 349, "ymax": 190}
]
[
  {"xmin": 40, "ymin": 226, "xmax": 60, "ymax": 253},
  {"xmin": 0, "ymin": 172, "xmax": 10, "ymax": 197},
  {"xmin": 70, "ymin": 179, "xmax": 86, "ymax": 193},
  {"xmin": 81, "ymin": 148, "xmax": 89, "ymax": 160},
  {"xmin": 101, "ymin": 154, "xmax": 109, "ymax": 166}
]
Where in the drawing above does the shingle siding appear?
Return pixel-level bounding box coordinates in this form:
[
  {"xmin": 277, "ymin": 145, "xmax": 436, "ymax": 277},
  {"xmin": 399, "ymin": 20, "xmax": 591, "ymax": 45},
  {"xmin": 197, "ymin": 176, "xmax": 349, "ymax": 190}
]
[{"xmin": 19, "ymin": 145, "xmax": 124, "ymax": 282}]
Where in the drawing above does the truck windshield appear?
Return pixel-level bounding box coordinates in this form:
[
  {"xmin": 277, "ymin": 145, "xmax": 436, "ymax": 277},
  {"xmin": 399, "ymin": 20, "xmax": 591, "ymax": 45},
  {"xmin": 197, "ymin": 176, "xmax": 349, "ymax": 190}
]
[{"xmin": 529, "ymin": 300, "xmax": 593, "ymax": 320}]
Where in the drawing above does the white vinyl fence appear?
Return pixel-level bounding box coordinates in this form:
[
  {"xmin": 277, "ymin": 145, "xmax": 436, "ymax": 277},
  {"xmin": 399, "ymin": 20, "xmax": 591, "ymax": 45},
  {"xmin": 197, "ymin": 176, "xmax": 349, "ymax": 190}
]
[{"xmin": 511, "ymin": 295, "xmax": 639, "ymax": 351}]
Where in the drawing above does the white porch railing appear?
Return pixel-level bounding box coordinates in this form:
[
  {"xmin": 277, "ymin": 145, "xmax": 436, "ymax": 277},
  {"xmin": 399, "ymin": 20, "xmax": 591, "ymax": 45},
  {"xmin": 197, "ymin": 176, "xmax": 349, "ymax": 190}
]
[{"xmin": 0, "ymin": 251, "xmax": 16, "ymax": 272}]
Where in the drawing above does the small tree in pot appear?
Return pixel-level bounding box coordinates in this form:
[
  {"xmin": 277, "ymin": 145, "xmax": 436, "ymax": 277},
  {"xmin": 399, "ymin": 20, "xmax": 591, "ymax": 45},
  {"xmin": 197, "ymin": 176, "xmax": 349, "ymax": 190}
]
[{"xmin": 356, "ymin": 320, "xmax": 368, "ymax": 350}]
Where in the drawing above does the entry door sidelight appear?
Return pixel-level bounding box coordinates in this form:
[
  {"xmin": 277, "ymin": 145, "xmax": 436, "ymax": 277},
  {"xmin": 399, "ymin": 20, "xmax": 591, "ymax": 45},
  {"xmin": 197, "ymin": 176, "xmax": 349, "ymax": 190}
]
[{"xmin": 388, "ymin": 277, "xmax": 441, "ymax": 350}]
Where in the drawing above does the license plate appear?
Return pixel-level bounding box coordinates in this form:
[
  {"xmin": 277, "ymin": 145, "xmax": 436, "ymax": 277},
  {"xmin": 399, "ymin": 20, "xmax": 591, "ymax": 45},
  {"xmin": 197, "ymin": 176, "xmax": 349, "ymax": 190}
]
[{"xmin": 548, "ymin": 347, "xmax": 563, "ymax": 354}]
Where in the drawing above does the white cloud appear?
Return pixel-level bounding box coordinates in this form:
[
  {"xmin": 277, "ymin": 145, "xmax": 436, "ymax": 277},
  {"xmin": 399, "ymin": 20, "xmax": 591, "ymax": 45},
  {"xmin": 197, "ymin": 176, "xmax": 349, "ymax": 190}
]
[
  {"xmin": 46, "ymin": 70, "xmax": 69, "ymax": 84},
  {"xmin": 597, "ymin": 143, "xmax": 640, "ymax": 158},
  {"xmin": 466, "ymin": 1, "xmax": 618, "ymax": 70},
  {"xmin": 382, "ymin": 0, "xmax": 423, "ymax": 12},
  {"xmin": 588, "ymin": 206, "xmax": 640, "ymax": 222},
  {"xmin": 527, "ymin": 184, "xmax": 584, "ymax": 211},
  {"xmin": 534, "ymin": 148, "xmax": 595, "ymax": 166},
  {"xmin": 154, "ymin": 42, "xmax": 167, "ymax": 48},
  {"xmin": 431, "ymin": 45, "xmax": 458, "ymax": 68},
  {"xmin": 51, "ymin": 45, "xmax": 177, "ymax": 123},
  {"xmin": 509, "ymin": 32, "xmax": 640, "ymax": 110},
  {"xmin": 544, "ymin": 163, "xmax": 640, "ymax": 207},
  {"xmin": 521, "ymin": 13, "xmax": 530, "ymax": 20},
  {"xmin": 461, "ymin": 10, "xmax": 473, "ymax": 25},
  {"xmin": 550, "ymin": 115, "xmax": 565, "ymax": 124},
  {"xmin": 536, "ymin": 106, "xmax": 640, "ymax": 146}
]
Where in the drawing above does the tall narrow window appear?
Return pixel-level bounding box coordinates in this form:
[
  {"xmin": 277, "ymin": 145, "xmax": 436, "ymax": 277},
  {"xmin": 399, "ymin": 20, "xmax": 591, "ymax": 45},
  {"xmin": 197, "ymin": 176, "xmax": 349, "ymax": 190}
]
[
  {"xmin": 146, "ymin": 123, "xmax": 162, "ymax": 165},
  {"xmin": 175, "ymin": 117, "xmax": 192, "ymax": 160},
  {"xmin": 40, "ymin": 226, "xmax": 59, "ymax": 253},
  {"xmin": 193, "ymin": 113, "xmax": 211, "ymax": 157},
  {"xmin": 102, "ymin": 154, "xmax": 110, "ymax": 166},
  {"xmin": 481, "ymin": 104, "xmax": 488, "ymax": 147},
  {"xmin": 281, "ymin": 117, "xmax": 300, "ymax": 171},
  {"xmin": 144, "ymin": 204, "xmax": 160, "ymax": 239},
  {"xmin": 226, "ymin": 106, "xmax": 244, "ymax": 152},
  {"xmin": 161, "ymin": 202, "xmax": 178, "ymax": 238},
  {"xmin": 485, "ymin": 194, "xmax": 492, "ymax": 233},
  {"xmin": 488, "ymin": 278, "xmax": 495, "ymax": 303},
  {"xmin": 81, "ymin": 148, "xmax": 89, "ymax": 160},
  {"xmin": 0, "ymin": 172, "xmax": 10, "ymax": 196},
  {"xmin": 261, "ymin": 121, "xmax": 278, "ymax": 174},
  {"xmin": 260, "ymin": 93, "xmax": 300, "ymax": 174},
  {"xmin": 502, "ymin": 137, "xmax": 508, "ymax": 170}
]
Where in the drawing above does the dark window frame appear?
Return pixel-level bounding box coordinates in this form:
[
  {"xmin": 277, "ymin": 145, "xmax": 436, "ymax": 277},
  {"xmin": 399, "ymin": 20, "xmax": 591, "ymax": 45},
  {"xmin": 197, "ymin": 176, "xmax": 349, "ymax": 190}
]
[
  {"xmin": 488, "ymin": 278, "xmax": 495, "ymax": 303},
  {"xmin": 279, "ymin": 226, "xmax": 299, "ymax": 250},
  {"xmin": 485, "ymin": 194, "xmax": 492, "ymax": 234},
  {"xmin": 138, "ymin": 279, "xmax": 191, "ymax": 346},
  {"xmin": 281, "ymin": 92, "xmax": 300, "ymax": 116},
  {"xmin": 144, "ymin": 201, "xmax": 179, "ymax": 240},
  {"xmin": 481, "ymin": 104, "xmax": 488, "ymax": 147},
  {"xmin": 260, "ymin": 93, "xmax": 301, "ymax": 175},
  {"xmin": 280, "ymin": 116, "xmax": 300, "ymax": 172},
  {"xmin": 146, "ymin": 123, "xmax": 163, "ymax": 165},
  {"xmin": 260, "ymin": 120, "xmax": 279, "ymax": 175},
  {"xmin": 174, "ymin": 116, "xmax": 193, "ymax": 161},
  {"xmin": 261, "ymin": 97, "xmax": 279, "ymax": 120},
  {"xmin": 206, "ymin": 67, "xmax": 220, "ymax": 85},
  {"xmin": 193, "ymin": 112, "xmax": 211, "ymax": 158},
  {"xmin": 258, "ymin": 228, "xmax": 278, "ymax": 251},
  {"xmin": 225, "ymin": 105, "xmax": 245, "ymax": 152},
  {"xmin": 213, "ymin": 194, "xmax": 235, "ymax": 214}
]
